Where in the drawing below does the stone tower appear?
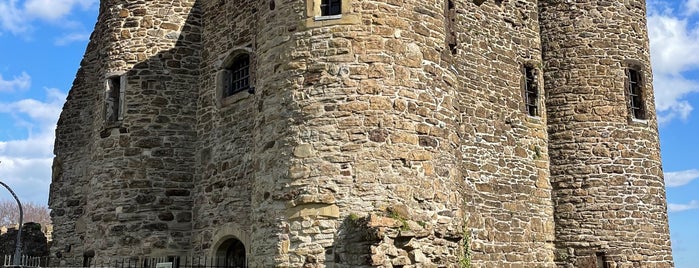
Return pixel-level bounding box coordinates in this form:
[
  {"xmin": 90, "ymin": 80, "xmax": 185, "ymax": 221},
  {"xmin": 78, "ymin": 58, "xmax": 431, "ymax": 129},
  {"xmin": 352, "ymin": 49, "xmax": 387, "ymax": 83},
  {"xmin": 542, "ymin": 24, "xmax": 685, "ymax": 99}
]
[
  {"xmin": 540, "ymin": 0, "xmax": 674, "ymax": 266},
  {"xmin": 49, "ymin": 0, "xmax": 674, "ymax": 267},
  {"xmin": 50, "ymin": 0, "xmax": 201, "ymax": 264}
]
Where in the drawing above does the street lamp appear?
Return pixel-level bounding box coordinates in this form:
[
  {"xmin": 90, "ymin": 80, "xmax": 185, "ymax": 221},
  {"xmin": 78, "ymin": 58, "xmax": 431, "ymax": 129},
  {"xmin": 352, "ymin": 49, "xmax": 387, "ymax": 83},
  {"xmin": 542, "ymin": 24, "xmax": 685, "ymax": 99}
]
[{"xmin": 0, "ymin": 180, "xmax": 23, "ymax": 266}]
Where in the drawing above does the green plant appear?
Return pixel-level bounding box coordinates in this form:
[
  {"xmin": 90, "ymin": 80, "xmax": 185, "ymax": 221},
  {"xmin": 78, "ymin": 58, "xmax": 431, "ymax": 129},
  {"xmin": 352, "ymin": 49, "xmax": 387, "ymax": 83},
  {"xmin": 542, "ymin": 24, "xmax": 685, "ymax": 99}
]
[
  {"xmin": 533, "ymin": 146, "xmax": 542, "ymax": 160},
  {"xmin": 387, "ymin": 209, "xmax": 410, "ymax": 231},
  {"xmin": 346, "ymin": 213, "xmax": 362, "ymax": 228},
  {"xmin": 460, "ymin": 227, "xmax": 472, "ymax": 268}
]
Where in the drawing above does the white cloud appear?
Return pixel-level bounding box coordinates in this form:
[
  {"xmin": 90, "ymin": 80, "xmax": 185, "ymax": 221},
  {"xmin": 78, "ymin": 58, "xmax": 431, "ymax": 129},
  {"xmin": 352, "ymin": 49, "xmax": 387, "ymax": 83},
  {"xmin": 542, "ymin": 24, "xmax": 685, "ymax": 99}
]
[
  {"xmin": 0, "ymin": 0, "xmax": 32, "ymax": 34},
  {"xmin": 0, "ymin": 157, "xmax": 53, "ymax": 205},
  {"xmin": 0, "ymin": 88, "xmax": 66, "ymax": 205},
  {"xmin": 0, "ymin": 0, "xmax": 96, "ymax": 35},
  {"xmin": 648, "ymin": 4, "xmax": 699, "ymax": 124},
  {"xmin": 665, "ymin": 169, "xmax": 699, "ymax": 187},
  {"xmin": 668, "ymin": 200, "xmax": 699, "ymax": 212},
  {"xmin": 54, "ymin": 32, "xmax": 89, "ymax": 46},
  {"xmin": 23, "ymin": 0, "xmax": 94, "ymax": 21},
  {"xmin": 649, "ymin": 15, "xmax": 699, "ymax": 74},
  {"xmin": 687, "ymin": 0, "xmax": 699, "ymax": 15},
  {"xmin": 0, "ymin": 71, "xmax": 31, "ymax": 92},
  {"xmin": 0, "ymin": 88, "xmax": 65, "ymax": 123}
]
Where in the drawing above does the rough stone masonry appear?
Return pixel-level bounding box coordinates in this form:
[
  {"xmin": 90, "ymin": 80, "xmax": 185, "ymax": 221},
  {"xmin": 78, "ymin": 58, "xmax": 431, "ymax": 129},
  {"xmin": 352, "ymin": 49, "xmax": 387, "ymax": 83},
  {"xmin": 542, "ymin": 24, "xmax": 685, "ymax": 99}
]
[{"xmin": 49, "ymin": 0, "xmax": 674, "ymax": 267}]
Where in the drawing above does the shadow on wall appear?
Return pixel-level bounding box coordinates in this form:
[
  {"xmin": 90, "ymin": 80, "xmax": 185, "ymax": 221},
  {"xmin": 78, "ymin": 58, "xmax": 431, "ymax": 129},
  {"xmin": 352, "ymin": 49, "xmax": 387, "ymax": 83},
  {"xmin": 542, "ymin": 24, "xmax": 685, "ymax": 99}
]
[{"xmin": 50, "ymin": 0, "xmax": 202, "ymax": 265}]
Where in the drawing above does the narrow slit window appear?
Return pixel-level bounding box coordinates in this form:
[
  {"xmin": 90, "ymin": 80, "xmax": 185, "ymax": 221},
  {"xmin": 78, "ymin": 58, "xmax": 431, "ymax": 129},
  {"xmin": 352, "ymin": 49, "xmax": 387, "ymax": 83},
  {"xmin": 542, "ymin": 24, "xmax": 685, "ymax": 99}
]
[
  {"xmin": 320, "ymin": 0, "xmax": 342, "ymax": 16},
  {"xmin": 223, "ymin": 54, "xmax": 251, "ymax": 97},
  {"xmin": 524, "ymin": 66, "xmax": 539, "ymax": 117},
  {"xmin": 446, "ymin": 0, "xmax": 457, "ymax": 55},
  {"xmin": 628, "ymin": 68, "xmax": 646, "ymax": 120},
  {"xmin": 105, "ymin": 76, "xmax": 123, "ymax": 123},
  {"xmin": 595, "ymin": 252, "xmax": 608, "ymax": 268}
]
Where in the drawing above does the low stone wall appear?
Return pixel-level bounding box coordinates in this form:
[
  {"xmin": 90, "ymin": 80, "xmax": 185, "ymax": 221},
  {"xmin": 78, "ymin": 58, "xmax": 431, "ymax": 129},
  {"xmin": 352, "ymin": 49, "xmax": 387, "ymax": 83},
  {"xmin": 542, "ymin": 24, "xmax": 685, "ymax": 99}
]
[{"xmin": 0, "ymin": 223, "xmax": 49, "ymax": 257}]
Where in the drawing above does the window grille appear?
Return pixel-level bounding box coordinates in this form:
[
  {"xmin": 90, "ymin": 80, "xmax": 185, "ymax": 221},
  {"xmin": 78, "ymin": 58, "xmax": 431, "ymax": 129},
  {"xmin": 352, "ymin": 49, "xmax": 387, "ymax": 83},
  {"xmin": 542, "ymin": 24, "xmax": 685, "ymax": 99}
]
[
  {"xmin": 628, "ymin": 68, "xmax": 646, "ymax": 120},
  {"xmin": 524, "ymin": 66, "xmax": 538, "ymax": 117},
  {"xmin": 224, "ymin": 54, "xmax": 251, "ymax": 97}
]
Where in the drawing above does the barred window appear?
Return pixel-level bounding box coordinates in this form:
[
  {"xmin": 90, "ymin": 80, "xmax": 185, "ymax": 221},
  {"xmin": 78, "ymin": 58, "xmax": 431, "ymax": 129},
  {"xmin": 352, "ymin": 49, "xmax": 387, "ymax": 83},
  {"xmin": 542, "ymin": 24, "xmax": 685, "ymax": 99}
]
[
  {"xmin": 628, "ymin": 68, "xmax": 646, "ymax": 120},
  {"xmin": 523, "ymin": 66, "xmax": 539, "ymax": 117},
  {"xmin": 223, "ymin": 54, "xmax": 251, "ymax": 97},
  {"xmin": 321, "ymin": 0, "xmax": 341, "ymax": 16}
]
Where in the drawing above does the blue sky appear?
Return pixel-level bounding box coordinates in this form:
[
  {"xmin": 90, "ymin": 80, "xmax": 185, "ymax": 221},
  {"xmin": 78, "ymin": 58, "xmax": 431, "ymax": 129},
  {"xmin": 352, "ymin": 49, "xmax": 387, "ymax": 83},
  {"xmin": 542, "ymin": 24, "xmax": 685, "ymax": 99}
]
[{"xmin": 0, "ymin": 0, "xmax": 697, "ymax": 266}]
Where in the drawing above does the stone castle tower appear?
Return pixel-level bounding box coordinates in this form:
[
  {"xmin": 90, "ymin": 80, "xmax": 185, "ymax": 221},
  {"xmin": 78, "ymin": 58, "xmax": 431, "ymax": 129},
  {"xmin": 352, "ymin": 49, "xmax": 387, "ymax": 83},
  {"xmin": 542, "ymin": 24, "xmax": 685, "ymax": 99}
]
[{"xmin": 49, "ymin": 0, "xmax": 674, "ymax": 267}]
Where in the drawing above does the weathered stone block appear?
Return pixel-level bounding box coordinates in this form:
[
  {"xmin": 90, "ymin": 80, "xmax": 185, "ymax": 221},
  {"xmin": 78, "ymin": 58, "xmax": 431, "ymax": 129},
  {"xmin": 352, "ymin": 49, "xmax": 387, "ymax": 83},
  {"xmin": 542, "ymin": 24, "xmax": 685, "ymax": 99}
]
[{"xmin": 47, "ymin": 1, "xmax": 673, "ymax": 267}]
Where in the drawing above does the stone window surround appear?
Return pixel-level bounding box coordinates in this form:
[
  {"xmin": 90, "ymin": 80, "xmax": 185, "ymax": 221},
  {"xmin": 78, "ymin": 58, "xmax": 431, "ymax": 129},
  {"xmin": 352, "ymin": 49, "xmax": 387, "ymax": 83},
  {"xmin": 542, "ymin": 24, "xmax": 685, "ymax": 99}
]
[
  {"xmin": 623, "ymin": 60, "xmax": 649, "ymax": 124},
  {"xmin": 304, "ymin": 0, "xmax": 359, "ymax": 28},
  {"xmin": 104, "ymin": 72, "xmax": 126, "ymax": 128},
  {"xmin": 217, "ymin": 47, "xmax": 255, "ymax": 108}
]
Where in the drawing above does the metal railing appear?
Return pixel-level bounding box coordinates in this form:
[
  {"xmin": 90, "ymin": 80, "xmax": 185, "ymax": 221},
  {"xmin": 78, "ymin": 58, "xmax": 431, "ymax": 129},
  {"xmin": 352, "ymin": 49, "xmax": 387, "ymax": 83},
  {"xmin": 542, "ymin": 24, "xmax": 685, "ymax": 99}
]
[
  {"xmin": 84, "ymin": 256, "xmax": 245, "ymax": 268},
  {"xmin": 1, "ymin": 255, "xmax": 246, "ymax": 268},
  {"xmin": 2, "ymin": 255, "xmax": 50, "ymax": 267}
]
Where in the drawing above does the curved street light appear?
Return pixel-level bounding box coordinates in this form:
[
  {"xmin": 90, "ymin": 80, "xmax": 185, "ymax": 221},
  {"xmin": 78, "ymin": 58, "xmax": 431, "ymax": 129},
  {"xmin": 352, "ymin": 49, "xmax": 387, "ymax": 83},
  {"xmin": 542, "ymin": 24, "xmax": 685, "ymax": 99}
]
[{"xmin": 0, "ymin": 179, "xmax": 23, "ymax": 266}]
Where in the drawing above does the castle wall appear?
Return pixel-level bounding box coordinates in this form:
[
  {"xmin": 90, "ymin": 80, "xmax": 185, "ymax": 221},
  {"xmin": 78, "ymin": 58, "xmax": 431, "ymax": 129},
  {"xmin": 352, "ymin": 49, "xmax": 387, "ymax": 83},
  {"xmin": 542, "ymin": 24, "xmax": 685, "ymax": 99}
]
[
  {"xmin": 49, "ymin": 0, "xmax": 676, "ymax": 267},
  {"xmin": 49, "ymin": 27, "xmax": 101, "ymax": 267},
  {"xmin": 190, "ymin": 0, "xmax": 257, "ymax": 258},
  {"xmin": 229, "ymin": 0, "xmax": 466, "ymax": 266},
  {"xmin": 539, "ymin": 0, "xmax": 674, "ymax": 267},
  {"xmin": 51, "ymin": 0, "xmax": 201, "ymax": 263},
  {"xmin": 452, "ymin": 0, "xmax": 556, "ymax": 267}
]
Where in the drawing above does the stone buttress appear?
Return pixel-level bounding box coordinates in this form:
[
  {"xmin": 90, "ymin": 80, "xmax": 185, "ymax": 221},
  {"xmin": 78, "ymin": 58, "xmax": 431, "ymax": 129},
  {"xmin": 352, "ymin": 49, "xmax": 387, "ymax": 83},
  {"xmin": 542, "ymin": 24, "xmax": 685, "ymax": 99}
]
[{"xmin": 539, "ymin": 0, "xmax": 674, "ymax": 267}]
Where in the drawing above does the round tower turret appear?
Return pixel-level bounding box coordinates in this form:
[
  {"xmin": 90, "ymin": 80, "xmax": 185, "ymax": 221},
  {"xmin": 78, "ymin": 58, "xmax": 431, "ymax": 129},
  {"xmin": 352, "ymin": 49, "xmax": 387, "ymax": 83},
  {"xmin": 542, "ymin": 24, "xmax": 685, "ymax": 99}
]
[
  {"xmin": 539, "ymin": 0, "xmax": 673, "ymax": 266},
  {"xmin": 51, "ymin": 0, "xmax": 202, "ymax": 263},
  {"xmin": 192, "ymin": 0, "xmax": 464, "ymax": 266}
]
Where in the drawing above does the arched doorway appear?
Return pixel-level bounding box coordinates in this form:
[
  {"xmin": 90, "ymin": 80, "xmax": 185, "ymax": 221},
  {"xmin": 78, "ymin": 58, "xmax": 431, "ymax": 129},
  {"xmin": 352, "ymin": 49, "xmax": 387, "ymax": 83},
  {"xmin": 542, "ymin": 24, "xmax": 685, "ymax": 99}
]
[{"xmin": 215, "ymin": 238, "xmax": 246, "ymax": 268}]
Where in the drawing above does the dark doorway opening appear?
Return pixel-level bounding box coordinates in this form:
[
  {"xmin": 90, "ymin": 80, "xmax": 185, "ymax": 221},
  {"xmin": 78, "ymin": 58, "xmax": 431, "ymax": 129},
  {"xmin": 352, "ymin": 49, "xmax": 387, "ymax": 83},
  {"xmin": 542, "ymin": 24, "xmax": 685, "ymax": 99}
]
[{"xmin": 216, "ymin": 238, "xmax": 246, "ymax": 268}]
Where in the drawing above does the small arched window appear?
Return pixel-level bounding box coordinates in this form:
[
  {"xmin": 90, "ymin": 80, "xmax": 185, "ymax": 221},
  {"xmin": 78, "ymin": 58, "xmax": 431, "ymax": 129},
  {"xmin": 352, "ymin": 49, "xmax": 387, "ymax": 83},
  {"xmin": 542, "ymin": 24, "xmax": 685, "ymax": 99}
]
[{"xmin": 222, "ymin": 53, "xmax": 252, "ymax": 97}]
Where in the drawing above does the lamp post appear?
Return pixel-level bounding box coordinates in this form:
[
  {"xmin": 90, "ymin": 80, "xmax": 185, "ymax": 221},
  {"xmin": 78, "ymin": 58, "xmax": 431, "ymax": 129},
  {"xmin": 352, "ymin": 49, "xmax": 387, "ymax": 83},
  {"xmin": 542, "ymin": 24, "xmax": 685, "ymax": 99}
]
[{"xmin": 0, "ymin": 180, "xmax": 23, "ymax": 266}]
